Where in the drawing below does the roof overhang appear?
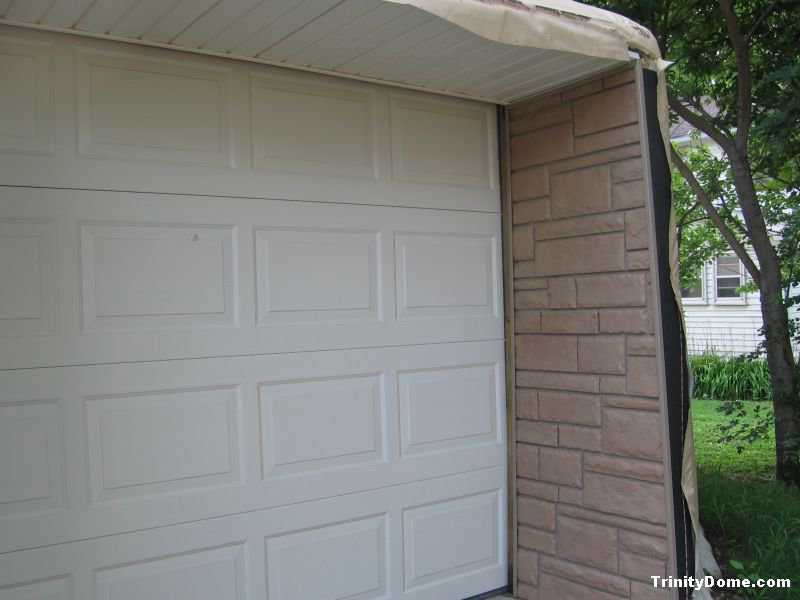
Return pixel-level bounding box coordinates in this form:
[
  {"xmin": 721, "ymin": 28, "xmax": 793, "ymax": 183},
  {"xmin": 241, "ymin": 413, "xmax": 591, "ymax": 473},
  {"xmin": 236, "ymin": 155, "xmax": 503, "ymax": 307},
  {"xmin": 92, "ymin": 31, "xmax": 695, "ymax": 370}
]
[{"xmin": 0, "ymin": 0, "xmax": 661, "ymax": 104}]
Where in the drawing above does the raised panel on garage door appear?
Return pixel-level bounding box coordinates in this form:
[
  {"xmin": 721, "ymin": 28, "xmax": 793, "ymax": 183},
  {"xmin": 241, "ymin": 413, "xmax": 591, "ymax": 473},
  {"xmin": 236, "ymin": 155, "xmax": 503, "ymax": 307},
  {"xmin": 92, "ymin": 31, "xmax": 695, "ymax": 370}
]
[
  {"xmin": 0, "ymin": 187, "xmax": 502, "ymax": 370},
  {"xmin": 0, "ymin": 341, "xmax": 504, "ymax": 555},
  {"xmin": 0, "ymin": 468, "xmax": 505, "ymax": 600}
]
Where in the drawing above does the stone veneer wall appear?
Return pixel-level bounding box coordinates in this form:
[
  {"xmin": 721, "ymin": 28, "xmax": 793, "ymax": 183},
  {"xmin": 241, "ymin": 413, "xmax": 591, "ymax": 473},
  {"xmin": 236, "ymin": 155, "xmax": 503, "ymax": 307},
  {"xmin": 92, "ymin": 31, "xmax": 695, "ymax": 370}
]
[{"xmin": 507, "ymin": 66, "xmax": 674, "ymax": 600}]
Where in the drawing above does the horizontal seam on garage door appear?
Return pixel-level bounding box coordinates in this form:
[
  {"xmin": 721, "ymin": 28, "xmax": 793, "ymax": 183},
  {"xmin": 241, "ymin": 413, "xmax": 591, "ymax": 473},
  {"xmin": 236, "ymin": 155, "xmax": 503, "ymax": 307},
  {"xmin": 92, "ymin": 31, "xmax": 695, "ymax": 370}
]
[
  {"xmin": 0, "ymin": 337, "xmax": 507, "ymax": 372},
  {"xmin": 0, "ymin": 184, "xmax": 503, "ymax": 215},
  {"xmin": 0, "ymin": 465, "xmax": 505, "ymax": 556}
]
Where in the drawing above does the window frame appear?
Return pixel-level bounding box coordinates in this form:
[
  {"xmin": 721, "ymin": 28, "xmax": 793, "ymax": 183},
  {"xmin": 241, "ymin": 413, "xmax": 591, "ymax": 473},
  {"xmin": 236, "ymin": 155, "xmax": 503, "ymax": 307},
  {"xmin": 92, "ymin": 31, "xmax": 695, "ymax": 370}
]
[
  {"xmin": 713, "ymin": 254, "xmax": 747, "ymax": 305},
  {"xmin": 680, "ymin": 263, "xmax": 707, "ymax": 305}
]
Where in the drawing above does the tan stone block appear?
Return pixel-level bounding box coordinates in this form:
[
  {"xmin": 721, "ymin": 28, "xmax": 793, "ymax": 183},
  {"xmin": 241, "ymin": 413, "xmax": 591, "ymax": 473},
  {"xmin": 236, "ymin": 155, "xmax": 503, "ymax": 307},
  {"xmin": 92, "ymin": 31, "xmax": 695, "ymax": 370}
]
[
  {"xmin": 518, "ymin": 420, "xmax": 558, "ymax": 446},
  {"xmin": 514, "ymin": 224, "xmax": 535, "ymax": 260},
  {"xmin": 611, "ymin": 158, "xmax": 643, "ymax": 183},
  {"xmin": 584, "ymin": 453, "xmax": 664, "ymax": 483},
  {"xmin": 613, "ymin": 179, "xmax": 646, "ymax": 209},
  {"xmin": 516, "ymin": 370, "xmax": 599, "ymax": 393},
  {"xmin": 619, "ymin": 531, "xmax": 668, "ymax": 560},
  {"xmin": 599, "ymin": 308, "xmax": 654, "ymax": 333},
  {"xmin": 560, "ymin": 487, "xmax": 585, "ymax": 508},
  {"xmin": 516, "ymin": 289, "xmax": 548, "ymax": 309},
  {"xmin": 550, "ymin": 166, "xmax": 612, "ymax": 218},
  {"xmin": 558, "ymin": 504, "xmax": 668, "ymax": 538},
  {"xmin": 577, "ymin": 272, "xmax": 647, "ymax": 308},
  {"xmin": 514, "ymin": 198, "xmax": 551, "ymax": 224},
  {"xmin": 511, "ymin": 123, "xmax": 574, "ymax": 169},
  {"xmin": 515, "ymin": 260, "xmax": 538, "ymax": 278},
  {"xmin": 559, "ymin": 424, "xmax": 602, "ymax": 451},
  {"xmin": 627, "ymin": 249, "xmax": 651, "ymax": 269},
  {"xmin": 548, "ymin": 277, "xmax": 577, "ymax": 308},
  {"xmin": 625, "ymin": 208, "xmax": 649, "ymax": 250},
  {"xmin": 574, "ymin": 84, "xmax": 638, "ymax": 136},
  {"xmin": 516, "ymin": 582, "xmax": 539, "ymax": 600},
  {"xmin": 579, "ymin": 335, "xmax": 626, "ymax": 374},
  {"xmin": 539, "ymin": 447, "xmax": 582, "ymax": 486},
  {"xmin": 627, "ymin": 355, "xmax": 661, "ymax": 397},
  {"xmin": 620, "ymin": 551, "xmax": 666, "ymax": 582},
  {"xmin": 600, "ymin": 375, "xmax": 627, "ymax": 394},
  {"xmin": 631, "ymin": 581, "xmax": 670, "ymax": 599},
  {"xmin": 540, "ymin": 556, "xmax": 630, "ymax": 597},
  {"xmin": 519, "ymin": 526, "xmax": 557, "ymax": 554},
  {"xmin": 557, "ymin": 516, "xmax": 619, "ymax": 571},
  {"xmin": 575, "ymin": 123, "xmax": 640, "ymax": 155},
  {"xmin": 539, "ymin": 390, "xmax": 602, "ymax": 426},
  {"xmin": 535, "ymin": 233, "xmax": 626, "ymax": 276},
  {"xmin": 511, "ymin": 91, "xmax": 562, "ymax": 118},
  {"xmin": 510, "ymin": 105, "xmax": 572, "ymax": 137},
  {"xmin": 540, "ymin": 573, "xmax": 627, "ymax": 600},
  {"xmin": 518, "ymin": 479, "xmax": 558, "ymax": 501},
  {"xmin": 628, "ymin": 335, "xmax": 657, "ymax": 356},
  {"xmin": 604, "ymin": 67, "xmax": 636, "ymax": 88},
  {"xmin": 515, "ymin": 277, "xmax": 549, "ymax": 290},
  {"xmin": 550, "ymin": 144, "xmax": 640, "ymax": 175},
  {"xmin": 517, "ymin": 443, "xmax": 539, "ymax": 479},
  {"xmin": 561, "ymin": 79, "xmax": 603, "ymax": 101},
  {"xmin": 516, "ymin": 310, "xmax": 542, "ymax": 333},
  {"xmin": 517, "ymin": 389, "xmax": 539, "ymax": 420},
  {"xmin": 540, "ymin": 310, "xmax": 598, "ymax": 334},
  {"xmin": 603, "ymin": 408, "xmax": 663, "ymax": 461},
  {"xmin": 516, "ymin": 335, "xmax": 578, "ymax": 372},
  {"xmin": 517, "ymin": 548, "xmax": 540, "ymax": 585},
  {"xmin": 535, "ymin": 212, "xmax": 624, "ymax": 241},
  {"xmin": 583, "ymin": 472, "xmax": 667, "ymax": 524},
  {"xmin": 603, "ymin": 394, "xmax": 661, "ymax": 412},
  {"xmin": 518, "ymin": 495, "xmax": 557, "ymax": 530}
]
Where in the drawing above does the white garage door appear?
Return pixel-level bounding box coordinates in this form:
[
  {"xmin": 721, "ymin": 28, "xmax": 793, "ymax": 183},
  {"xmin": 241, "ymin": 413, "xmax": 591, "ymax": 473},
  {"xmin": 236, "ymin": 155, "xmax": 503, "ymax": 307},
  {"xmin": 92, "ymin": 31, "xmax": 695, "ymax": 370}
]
[{"xmin": 0, "ymin": 28, "xmax": 507, "ymax": 600}]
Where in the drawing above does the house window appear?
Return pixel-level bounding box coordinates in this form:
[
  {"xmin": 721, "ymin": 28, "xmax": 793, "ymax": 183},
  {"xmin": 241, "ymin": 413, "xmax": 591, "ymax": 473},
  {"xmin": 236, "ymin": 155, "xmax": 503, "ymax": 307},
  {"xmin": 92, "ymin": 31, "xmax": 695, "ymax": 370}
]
[
  {"xmin": 715, "ymin": 255, "xmax": 742, "ymax": 298},
  {"xmin": 681, "ymin": 275, "xmax": 704, "ymax": 300}
]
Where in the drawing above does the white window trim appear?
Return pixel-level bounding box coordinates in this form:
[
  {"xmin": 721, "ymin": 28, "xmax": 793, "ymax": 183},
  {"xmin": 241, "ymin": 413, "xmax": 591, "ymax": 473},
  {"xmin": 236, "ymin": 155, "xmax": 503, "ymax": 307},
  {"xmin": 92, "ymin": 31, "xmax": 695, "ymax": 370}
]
[
  {"xmin": 681, "ymin": 263, "xmax": 707, "ymax": 305},
  {"xmin": 713, "ymin": 255, "xmax": 747, "ymax": 305}
]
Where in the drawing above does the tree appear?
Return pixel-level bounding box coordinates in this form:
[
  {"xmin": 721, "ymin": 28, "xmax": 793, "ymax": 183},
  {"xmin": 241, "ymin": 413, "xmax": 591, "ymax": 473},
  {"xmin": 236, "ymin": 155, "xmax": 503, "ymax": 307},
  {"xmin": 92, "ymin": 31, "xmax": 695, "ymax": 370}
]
[{"xmin": 582, "ymin": 0, "xmax": 800, "ymax": 485}]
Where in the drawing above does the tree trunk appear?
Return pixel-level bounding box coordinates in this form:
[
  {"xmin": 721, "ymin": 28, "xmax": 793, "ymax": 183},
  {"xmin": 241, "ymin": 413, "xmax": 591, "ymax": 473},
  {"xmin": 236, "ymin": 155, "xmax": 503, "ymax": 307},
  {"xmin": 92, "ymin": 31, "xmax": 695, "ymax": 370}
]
[{"xmin": 728, "ymin": 155, "xmax": 800, "ymax": 486}]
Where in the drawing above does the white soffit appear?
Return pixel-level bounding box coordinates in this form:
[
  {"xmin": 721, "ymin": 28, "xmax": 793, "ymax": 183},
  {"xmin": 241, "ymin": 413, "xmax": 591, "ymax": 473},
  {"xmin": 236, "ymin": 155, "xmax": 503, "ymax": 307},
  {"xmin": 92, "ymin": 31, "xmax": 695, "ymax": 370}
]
[{"xmin": 0, "ymin": 0, "xmax": 648, "ymax": 104}]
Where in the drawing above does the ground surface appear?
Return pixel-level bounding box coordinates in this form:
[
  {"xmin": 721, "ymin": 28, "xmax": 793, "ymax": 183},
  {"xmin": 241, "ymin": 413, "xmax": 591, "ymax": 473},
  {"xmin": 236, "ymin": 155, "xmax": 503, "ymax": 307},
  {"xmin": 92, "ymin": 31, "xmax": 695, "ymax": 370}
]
[{"xmin": 693, "ymin": 400, "xmax": 800, "ymax": 599}]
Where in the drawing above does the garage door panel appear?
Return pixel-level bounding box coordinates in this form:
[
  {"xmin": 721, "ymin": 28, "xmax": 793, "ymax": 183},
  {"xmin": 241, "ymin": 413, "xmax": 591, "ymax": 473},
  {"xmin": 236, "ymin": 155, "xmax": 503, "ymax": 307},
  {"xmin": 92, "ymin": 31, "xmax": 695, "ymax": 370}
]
[
  {"xmin": 84, "ymin": 385, "xmax": 242, "ymax": 502},
  {"xmin": 265, "ymin": 515, "xmax": 388, "ymax": 600},
  {"xmin": 0, "ymin": 469, "xmax": 505, "ymax": 600},
  {"xmin": 0, "ymin": 341, "xmax": 504, "ymax": 554},
  {"xmin": 255, "ymin": 227, "xmax": 381, "ymax": 324},
  {"xmin": 403, "ymin": 491, "xmax": 501, "ymax": 591},
  {"xmin": 0, "ymin": 27, "xmax": 498, "ymax": 212},
  {"xmin": 80, "ymin": 222, "xmax": 237, "ymax": 331},
  {"xmin": 395, "ymin": 232, "xmax": 499, "ymax": 319},
  {"xmin": 0, "ymin": 218, "xmax": 59, "ymax": 337},
  {"xmin": 75, "ymin": 50, "xmax": 235, "ymax": 167},
  {"xmin": 0, "ymin": 188, "xmax": 502, "ymax": 370},
  {"xmin": 260, "ymin": 374, "xmax": 386, "ymax": 478}
]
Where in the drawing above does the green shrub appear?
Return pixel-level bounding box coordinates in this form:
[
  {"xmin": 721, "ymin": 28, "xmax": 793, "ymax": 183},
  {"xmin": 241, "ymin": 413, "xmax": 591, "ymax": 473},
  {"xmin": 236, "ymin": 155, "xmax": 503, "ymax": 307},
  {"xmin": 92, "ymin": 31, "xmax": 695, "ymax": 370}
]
[{"xmin": 690, "ymin": 353, "xmax": 772, "ymax": 401}]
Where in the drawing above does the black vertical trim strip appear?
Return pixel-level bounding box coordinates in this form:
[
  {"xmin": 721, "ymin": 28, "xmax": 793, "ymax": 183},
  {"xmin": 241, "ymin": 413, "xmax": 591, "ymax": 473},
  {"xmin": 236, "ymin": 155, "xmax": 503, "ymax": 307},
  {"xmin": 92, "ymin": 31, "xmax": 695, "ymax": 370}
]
[{"xmin": 642, "ymin": 68, "xmax": 695, "ymax": 598}]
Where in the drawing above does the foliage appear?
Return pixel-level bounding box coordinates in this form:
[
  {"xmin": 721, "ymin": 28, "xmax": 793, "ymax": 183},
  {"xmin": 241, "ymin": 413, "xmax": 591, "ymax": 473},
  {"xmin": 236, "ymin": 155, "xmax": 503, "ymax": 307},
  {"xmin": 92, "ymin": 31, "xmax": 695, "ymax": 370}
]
[
  {"xmin": 693, "ymin": 400, "xmax": 800, "ymax": 599},
  {"xmin": 690, "ymin": 353, "xmax": 772, "ymax": 401}
]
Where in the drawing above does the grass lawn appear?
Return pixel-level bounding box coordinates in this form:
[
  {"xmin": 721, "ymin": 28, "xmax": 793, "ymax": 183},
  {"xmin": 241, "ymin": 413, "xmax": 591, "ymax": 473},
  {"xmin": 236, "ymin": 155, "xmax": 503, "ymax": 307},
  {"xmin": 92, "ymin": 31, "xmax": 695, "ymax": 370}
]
[{"xmin": 693, "ymin": 400, "xmax": 800, "ymax": 598}]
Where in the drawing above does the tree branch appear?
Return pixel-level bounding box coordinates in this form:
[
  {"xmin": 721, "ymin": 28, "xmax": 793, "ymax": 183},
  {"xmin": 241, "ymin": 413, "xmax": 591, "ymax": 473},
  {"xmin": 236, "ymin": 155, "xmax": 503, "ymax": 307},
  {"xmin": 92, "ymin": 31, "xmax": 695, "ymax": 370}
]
[
  {"xmin": 718, "ymin": 0, "xmax": 752, "ymax": 151},
  {"xmin": 671, "ymin": 145, "xmax": 762, "ymax": 285},
  {"xmin": 668, "ymin": 93, "xmax": 736, "ymax": 156}
]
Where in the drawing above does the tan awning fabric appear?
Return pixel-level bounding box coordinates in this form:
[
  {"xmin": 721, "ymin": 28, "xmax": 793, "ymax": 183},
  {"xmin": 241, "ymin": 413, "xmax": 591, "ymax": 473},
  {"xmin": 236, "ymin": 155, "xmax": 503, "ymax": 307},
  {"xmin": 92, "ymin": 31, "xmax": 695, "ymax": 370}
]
[{"xmin": 385, "ymin": 0, "xmax": 665, "ymax": 67}]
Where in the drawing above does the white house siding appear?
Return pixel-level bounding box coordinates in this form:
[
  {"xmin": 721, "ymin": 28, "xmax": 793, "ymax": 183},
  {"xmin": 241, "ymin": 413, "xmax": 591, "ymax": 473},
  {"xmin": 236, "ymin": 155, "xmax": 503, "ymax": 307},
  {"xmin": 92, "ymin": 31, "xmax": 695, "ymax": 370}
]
[{"xmin": 683, "ymin": 260, "xmax": 800, "ymax": 357}]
